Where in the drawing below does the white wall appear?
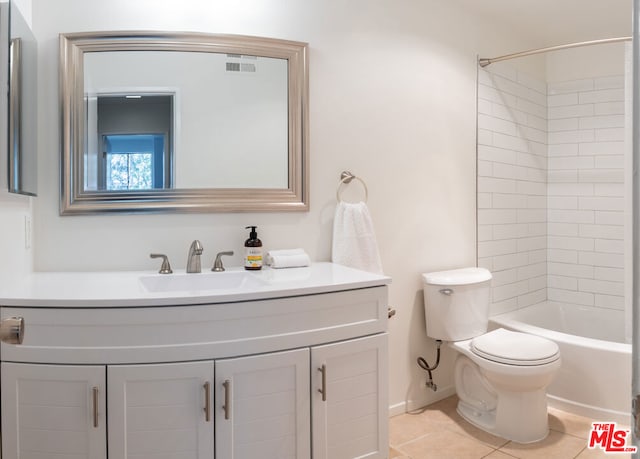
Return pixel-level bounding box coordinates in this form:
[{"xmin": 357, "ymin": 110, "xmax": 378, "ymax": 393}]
[{"xmin": 29, "ymin": 0, "xmax": 547, "ymax": 413}]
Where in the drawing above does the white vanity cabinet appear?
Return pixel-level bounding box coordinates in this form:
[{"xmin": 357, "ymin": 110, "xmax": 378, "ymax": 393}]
[
  {"xmin": 0, "ymin": 264, "xmax": 390, "ymax": 459},
  {"xmin": 1, "ymin": 363, "xmax": 107, "ymax": 459}
]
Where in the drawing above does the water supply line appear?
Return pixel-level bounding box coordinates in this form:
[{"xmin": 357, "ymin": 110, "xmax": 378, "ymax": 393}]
[{"xmin": 417, "ymin": 339, "xmax": 442, "ymax": 391}]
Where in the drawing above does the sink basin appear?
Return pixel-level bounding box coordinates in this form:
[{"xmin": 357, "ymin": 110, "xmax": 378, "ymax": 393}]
[{"xmin": 140, "ymin": 271, "xmax": 267, "ymax": 293}]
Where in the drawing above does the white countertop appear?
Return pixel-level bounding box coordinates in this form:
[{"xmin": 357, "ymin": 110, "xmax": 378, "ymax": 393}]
[{"xmin": 0, "ymin": 262, "xmax": 391, "ymax": 308}]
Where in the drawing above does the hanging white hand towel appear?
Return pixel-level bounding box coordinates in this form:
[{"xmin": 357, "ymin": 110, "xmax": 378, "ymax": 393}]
[{"xmin": 331, "ymin": 201, "xmax": 383, "ymax": 274}]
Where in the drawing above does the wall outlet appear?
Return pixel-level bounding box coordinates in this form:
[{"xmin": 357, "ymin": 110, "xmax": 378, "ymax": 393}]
[{"xmin": 24, "ymin": 215, "xmax": 31, "ymax": 249}]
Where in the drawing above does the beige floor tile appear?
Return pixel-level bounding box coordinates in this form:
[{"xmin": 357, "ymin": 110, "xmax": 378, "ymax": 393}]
[
  {"xmin": 400, "ymin": 429, "xmax": 495, "ymax": 459},
  {"xmin": 498, "ymin": 429, "xmax": 588, "ymax": 459},
  {"xmin": 548, "ymin": 407, "xmax": 597, "ymax": 439},
  {"xmin": 389, "ymin": 396, "xmax": 462, "ymax": 446},
  {"xmin": 482, "ymin": 450, "xmax": 520, "ymax": 458},
  {"xmin": 575, "ymin": 446, "xmax": 633, "ymax": 459},
  {"xmin": 442, "ymin": 406, "xmax": 511, "ymax": 449},
  {"xmin": 389, "ymin": 446, "xmax": 411, "ymax": 458}
]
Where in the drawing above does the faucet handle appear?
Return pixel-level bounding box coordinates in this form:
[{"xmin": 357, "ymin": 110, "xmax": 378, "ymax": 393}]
[
  {"xmin": 150, "ymin": 253, "xmax": 173, "ymax": 274},
  {"xmin": 212, "ymin": 251, "xmax": 234, "ymax": 272}
]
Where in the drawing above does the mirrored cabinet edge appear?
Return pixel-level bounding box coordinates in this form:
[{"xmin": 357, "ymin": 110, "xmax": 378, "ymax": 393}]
[{"xmin": 59, "ymin": 31, "xmax": 309, "ymax": 215}]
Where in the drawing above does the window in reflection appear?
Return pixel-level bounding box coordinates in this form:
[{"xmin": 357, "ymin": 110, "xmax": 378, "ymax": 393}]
[{"xmin": 103, "ymin": 134, "xmax": 166, "ymax": 190}]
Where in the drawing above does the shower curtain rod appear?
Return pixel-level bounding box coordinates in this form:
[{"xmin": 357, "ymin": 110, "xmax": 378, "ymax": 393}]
[{"xmin": 478, "ymin": 36, "xmax": 632, "ymax": 67}]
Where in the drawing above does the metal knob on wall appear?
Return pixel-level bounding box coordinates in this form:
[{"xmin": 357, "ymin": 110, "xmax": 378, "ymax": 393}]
[{"xmin": 0, "ymin": 316, "xmax": 24, "ymax": 344}]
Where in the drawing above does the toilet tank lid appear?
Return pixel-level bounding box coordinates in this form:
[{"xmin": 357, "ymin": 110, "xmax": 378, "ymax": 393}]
[{"xmin": 422, "ymin": 267, "xmax": 492, "ymax": 286}]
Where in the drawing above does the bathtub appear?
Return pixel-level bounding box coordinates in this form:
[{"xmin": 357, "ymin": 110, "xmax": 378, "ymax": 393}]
[{"xmin": 489, "ymin": 301, "xmax": 632, "ymax": 424}]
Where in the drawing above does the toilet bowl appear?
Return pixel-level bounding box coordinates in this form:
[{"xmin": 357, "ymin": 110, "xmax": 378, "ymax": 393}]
[{"xmin": 422, "ymin": 268, "xmax": 561, "ymax": 443}]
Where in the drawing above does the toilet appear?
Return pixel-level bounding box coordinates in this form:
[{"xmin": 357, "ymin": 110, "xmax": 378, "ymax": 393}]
[{"xmin": 422, "ymin": 267, "xmax": 560, "ymax": 443}]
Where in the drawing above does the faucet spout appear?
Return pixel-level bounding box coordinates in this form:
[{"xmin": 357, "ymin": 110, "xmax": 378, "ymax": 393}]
[{"xmin": 186, "ymin": 240, "xmax": 203, "ymax": 273}]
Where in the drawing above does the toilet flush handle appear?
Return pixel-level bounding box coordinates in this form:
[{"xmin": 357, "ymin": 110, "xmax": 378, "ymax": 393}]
[{"xmin": 439, "ymin": 288, "xmax": 454, "ymax": 295}]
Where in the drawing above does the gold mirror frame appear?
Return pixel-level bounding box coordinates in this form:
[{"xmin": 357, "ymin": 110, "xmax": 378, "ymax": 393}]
[{"xmin": 59, "ymin": 31, "xmax": 309, "ymax": 214}]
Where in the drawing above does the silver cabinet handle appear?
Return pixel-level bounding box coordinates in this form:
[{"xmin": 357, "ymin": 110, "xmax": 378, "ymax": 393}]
[
  {"xmin": 204, "ymin": 382, "xmax": 211, "ymax": 422},
  {"xmin": 92, "ymin": 386, "xmax": 99, "ymax": 428},
  {"xmin": 318, "ymin": 365, "xmax": 327, "ymax": 402},
  {"xmin": 0, "ymin": 317, "xmax": 24, "ymax": 344},
  {"xmin": 222, "ymin": 380, "xmax": 231, "ymax": 420}
]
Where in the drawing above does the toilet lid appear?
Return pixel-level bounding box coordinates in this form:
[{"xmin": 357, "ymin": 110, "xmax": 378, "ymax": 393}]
[{"xmin": 471, "ymin": 328, "xmax": 560, "ymax": 366}]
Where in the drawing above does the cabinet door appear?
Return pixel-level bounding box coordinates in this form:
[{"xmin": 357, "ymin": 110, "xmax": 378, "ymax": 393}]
[
  {"xmin": 215, "ymin": 348, "xmax": 310, "ymax": 459},
  {"xmin": 108, "ymin": 361, "xmax": 215, "ymax": 459},
  {"xmin": 311, "ymin": 333, "xmax": 388, "ymax": 459},
  {"xmin": 1, "ymin": 362, "xmax": 107, "ymax": 459}
]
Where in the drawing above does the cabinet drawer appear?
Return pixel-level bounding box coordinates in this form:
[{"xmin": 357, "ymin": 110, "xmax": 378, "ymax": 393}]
[{"xmin": 1, "ymin": 286, "xmax": 387, "ymax": 364}]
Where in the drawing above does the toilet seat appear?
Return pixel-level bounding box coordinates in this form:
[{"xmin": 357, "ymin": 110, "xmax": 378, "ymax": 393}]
[{"xmin": 471, "ymin": 328, "xmax": 560, "ymax": 366}]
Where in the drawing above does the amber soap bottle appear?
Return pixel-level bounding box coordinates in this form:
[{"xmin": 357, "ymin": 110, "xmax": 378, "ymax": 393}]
[{"xmin": 244, "ymin": 226, "xmax": 263, "ymax": 270}]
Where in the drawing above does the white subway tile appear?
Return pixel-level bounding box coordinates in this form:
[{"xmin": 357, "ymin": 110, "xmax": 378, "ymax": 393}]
[
  {"xmin": 477, "ymin": 192, "xmax": 492, "ymax": 209},
  {"xmin": 522, "ymin": 126, "xmax": 546, "ymax": 143},
  {"xmin": 478, "ymin": 239, "xmax": 518, "ymax": 257},
  {"xmin": 548, "ymin": 288, "xmax": 594, "ymax": 306},
  {"xmin": 478, "ymin": 177, "xmax": 517, "ymax": 194},
  {"xmin": 517, "ymin": 98, "xmax": 546, "ymax": 118},
  {"xmin": 492, "ymin": 253, "xmax": 529, "ymax": 270},
  {"xmin": 493, "ymin": 163, "xmax": 527, "ymax": 181},
  {"xmin": 492, "ymin": 193, "xmax": 527, "ymax": 209},
  {"xmin": 595, "ymin": 128, "xmax": 625, "ymax": 142},
  {"xmin": 548, "ymin": 170, "xmax": 578, "ymax": 183},
  {"xmin": 527, "ymin": 275, "xmax": 546, "ymax": 291},
  {"xmin": 493, "ymin": 280, "xmax": 529, "ymax": 302},
  {"xmin": 579, "ymin": 224, "xmax": 624, "ymax": 240},
  {"xmin": 595, "ymin": 239, "xmax": 625, "ymax": 254},
  {"xmin": 548, "ymin": 249, "xmax": 578, "ymax": 264},
  {"xmin": 548, "ymin": 222, "xmax": 579, "ymax": 237},
  {"xmin": 477, "ymin": 160, "xmax": 492, "ymax": 177},
  {"xmin": 478, "ymin": 98, "xmax": 493, "ymax": 115},
  {"xmin": 478, "ymin": 257, "xmax": 493, "ymax": 271},
  {"xmin": 548, "ymin": 275, "xmax": 578, "ymax": 290},
  {"xmin": 594, "ymin": 294, "xmax": 624, "ymax": 310},
  {"xmin": 578, "ymin": 278, "xmax": 624, "ymax": 296},
  {"xmin": 547, "ymin": 196, "xmax": 578, "ymax": 210},
  {"xmin": 548, "ymin": 118, "xmax": 579, "ymax": 132},
  {"xmin": 478, "ymin": 145, "xmax": 517, "ymax": 164},
  {"xmin": 492, "ymin": 74, "xmax": 523, "ymax": 97},
  {"xmin": 547, "ymin": 183, "xmax": 594, "ymax": 196},
  {"xmin": 527, "ymin": 196, "xmax": 546, "ymax": 209},
  {"xmin": 578, "ymin": 141, "xmax": 624, "ymax": 156},
  {"xmin": 548, "ymin": 143, "xmax": 579, "ymax": 157},
  {"xmin": 548, "ymin": 79, "xmax": 594, "ymax": 94},
  {"xmin": 478, "ymin": 224, "xmax": 493, "ymax": 242},
  {"xmin": 594, "ymin": 155, "xmax": 625, "ymax": 169},
  {"xmin": 527, "ymin": 168, "xmax": 546, "ymax": 183},
  {"xmin": 578, "ymin": 115, "xmax": 625, "ymax": 130},
  {"xmin": 478, "ymin": 113, "xmax": 517, "ymax": 135},
  {"xmin": 528, "ymin": 249, "xmax": 547, "ymax": 264},
  {"xmin": 548, "ymin": 236, "xmax": 594, "ymax": 251},
  {"xmin": 492, "ymin": 103, "xmax": 527, "ymax": 125},
  {"xmin": 516, "ymin": 181, "xmax": 546, "ymax": 196},
  {"xmin": 548, "ymin": 92, "xmax": 578, "ymax": 107},
  {"xmin": 517, "ymin": 262, "xmax": 546, "ymax": 280},
  {"xmin": 493, "ymin": 132, "xmax": 529, "ymax": 152},
  {"xmin": 517, "ymin": 152, "xmax": 546, "ymax": 169},
  {"xmin": 578, "ymin": 251, "xmax": 624, "ymax": 268},
  {"xmin": 478, "ymin": 84, "xmax": 517, "ymax": 107},
  {"xmin": 549, "ymin": 130, "xmax": 594, "ymax": 144},
  {"xmin": 594, "ymin": 266, "xmax": 625, "ymax": 282},
  {"xmin": 548, "ymin": 104, "xmax": 594, "ymax": 120},
  {"xmin": 578, "ymin": 196, "xmax": 625, "ymax": 211},
  {"xmin": 547, "ymin": 209, "xmax": 594, "ymax": 224},
  {"xmin": 594, "ymin": 75, "xmax": 624, "ymax": 90},
  {"xmin": 594, "ymin": 183, "xmax": 625, "ymax": 196},
  {"xmin": 548, "ymin": 262, "xmax": 594, "ymax": 279},
  {"xmin": 518, "ymin": 72, "xmax": 547, "ymax": 95},
  {"xmin": 517, "ymin": 236, "xmax": 546, "ymax": 252},
  {"xmin": 517, "ymin": 209, "xmax": 546, "ymax": 223},
  {"xmin": 548, "ymin": 156, "xmax": 594, "ymax": 170},
  {"xmin": 478, "ymin": 208, "xmax": 518, "ymax": 225},
  {"xmin": 490, "ymin": 297, "xmax": 519, "ymax": 316},
  {"xmin": 487, "ymin": 65, "xmax": 518, "ymax": 83},
  {"xmin": 528, "ymin": 141, "xmax": 547, "ymax": 157},
  {"xmin": 578, "ymin": 169, "xmax": 624, "ymax": 184},
  {"xmin": 527, "ymin": 223, "xmax": 547, "ymax": 238},
  {"xmin": 526, "ymin": 114, "xmax": 547, "ymax": 132},
  {"xmin": 493, "ymin": 223, "xmax": 522, "ymax": 240},
  {"xmin": 594, "ymin": 101, "xmax": 625, "ymax": 116},
  {"xmin": 595, "ymin": 211, "xmax": 625, "ymax": 226},
  {"xmin": 518, "ymin": 288, "xmax": 547, "ymax": 308},
  {"xmin": 579, "ymin": 88, "xmax": 625, "ymax": 104},
  {"xmin": 491, "ymin": 268, "xmax": 518, "ymax": 286},
  {"xmin": 477, "ymin": 128, "xmax": 493, "ymax": 146},
  {"xmin": 523, "ymin": 89, "xmax": 547, "ymax": 107}
]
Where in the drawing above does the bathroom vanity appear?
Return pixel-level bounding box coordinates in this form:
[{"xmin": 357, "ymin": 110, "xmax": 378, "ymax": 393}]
[{"xmin": 0, "ymin": 263, "xmax": 390, "ymax": 459}]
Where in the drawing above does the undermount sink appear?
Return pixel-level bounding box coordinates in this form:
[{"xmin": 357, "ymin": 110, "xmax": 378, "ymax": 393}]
[{"xmin": 140, "ymin": 270, "xmax": 267, "ymax": 293}]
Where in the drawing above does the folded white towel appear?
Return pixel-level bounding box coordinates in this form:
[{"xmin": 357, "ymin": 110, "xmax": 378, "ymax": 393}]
[
  {"xmin": 331, "ymin": 201, "xmax": 383, "ymax": 274},
  {"xmin": 266, "ymin": 249, "xmax": 311, "ymax": 269}
]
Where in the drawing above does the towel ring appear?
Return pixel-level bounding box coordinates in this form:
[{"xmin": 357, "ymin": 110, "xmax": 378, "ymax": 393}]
[{"xmin": 336, "ymin": 171, "xmax": 369, "ymax": 203}]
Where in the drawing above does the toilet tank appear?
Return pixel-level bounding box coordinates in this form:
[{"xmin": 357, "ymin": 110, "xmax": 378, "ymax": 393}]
[{"xmin": 422, "ymin": 267, "xmax": 492, "ymax": 341}]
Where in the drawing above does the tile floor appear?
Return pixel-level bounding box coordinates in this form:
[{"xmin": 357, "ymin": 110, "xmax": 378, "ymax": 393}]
[{"xmin": 388, "ymin": 395, "xmax": 632, "ymax": 459}]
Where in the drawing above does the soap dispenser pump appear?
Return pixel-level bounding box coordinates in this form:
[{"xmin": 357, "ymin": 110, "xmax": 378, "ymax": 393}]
[{"xmin": 244, "ymin": 226, "xmax": 263, "ymax": 270}]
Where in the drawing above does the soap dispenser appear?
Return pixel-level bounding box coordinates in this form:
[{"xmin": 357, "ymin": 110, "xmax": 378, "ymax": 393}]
[{"xmin": 244, "ymin": 226, "xmax": 263, "ymax": 270}]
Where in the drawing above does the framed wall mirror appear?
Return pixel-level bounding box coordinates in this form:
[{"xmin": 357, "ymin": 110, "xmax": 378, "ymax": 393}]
[{"xmin": 59, "ymin": 31, "xmax": 308, "ymax": 214}]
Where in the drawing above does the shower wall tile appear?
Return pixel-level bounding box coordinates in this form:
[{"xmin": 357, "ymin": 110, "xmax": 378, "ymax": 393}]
[{"xmin": 477, "ymin": 67, "xmax": 547, "ymax": 315}]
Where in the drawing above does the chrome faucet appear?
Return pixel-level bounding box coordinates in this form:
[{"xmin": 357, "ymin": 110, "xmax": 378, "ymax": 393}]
[{"xmin": 186, "ymin": 240, "xmax": 203, "ymax": 273}]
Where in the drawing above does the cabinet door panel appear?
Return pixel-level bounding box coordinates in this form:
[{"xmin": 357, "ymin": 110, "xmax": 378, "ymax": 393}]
[
  {"xmin": 215, "ymin": 348, "xmax": 310, "ymax": 459},
  {"xmin": 108, "ymin": 361, "xmax": 214, "ymax": 459},
  {"xmin": 1, "ymin": 362, "xmax": 106, "ymax": 459},
  {"xmin": 312, "ymin": 333, "xmax": 388, "ymax": 459}
]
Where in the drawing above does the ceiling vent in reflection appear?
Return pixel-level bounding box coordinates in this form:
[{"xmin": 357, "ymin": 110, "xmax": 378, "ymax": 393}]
[{"xmin": 225, "ymin": 54, "xmax": 257, "ymax": 73}]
